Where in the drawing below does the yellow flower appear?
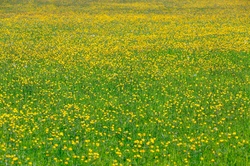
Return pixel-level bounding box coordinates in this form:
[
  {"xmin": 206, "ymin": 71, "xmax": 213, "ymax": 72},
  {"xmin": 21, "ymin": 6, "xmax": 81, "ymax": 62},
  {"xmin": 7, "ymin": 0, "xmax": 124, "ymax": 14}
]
[{"xmin": 12, "ymin": 157, "xmax": 18, "ymax": 161}]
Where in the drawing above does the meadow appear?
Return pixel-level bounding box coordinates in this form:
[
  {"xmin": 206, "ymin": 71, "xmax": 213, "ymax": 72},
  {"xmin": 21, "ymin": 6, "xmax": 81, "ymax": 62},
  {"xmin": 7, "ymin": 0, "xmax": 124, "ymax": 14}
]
[{"xmin": 0, "ymin": 0, "xmax": 250, "ymax": 165}]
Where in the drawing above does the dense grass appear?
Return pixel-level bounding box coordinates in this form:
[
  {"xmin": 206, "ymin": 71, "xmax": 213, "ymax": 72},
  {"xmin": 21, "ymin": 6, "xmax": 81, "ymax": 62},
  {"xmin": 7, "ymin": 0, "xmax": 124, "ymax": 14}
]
[{"xmin": 0, "ymin": 0, "xmax": 250, "ymax": 165}]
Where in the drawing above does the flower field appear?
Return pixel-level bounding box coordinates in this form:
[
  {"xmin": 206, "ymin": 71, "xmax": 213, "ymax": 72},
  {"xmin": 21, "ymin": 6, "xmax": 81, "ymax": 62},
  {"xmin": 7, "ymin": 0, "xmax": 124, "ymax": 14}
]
[{"xmin": 0, "ymin": 0, "xmax": 250, "ymax": 165}]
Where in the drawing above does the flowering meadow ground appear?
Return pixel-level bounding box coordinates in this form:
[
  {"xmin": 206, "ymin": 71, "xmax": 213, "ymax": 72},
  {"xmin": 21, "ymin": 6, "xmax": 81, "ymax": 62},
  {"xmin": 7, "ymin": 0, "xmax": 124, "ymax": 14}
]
[{"xmin": 0, "ymin": 0, "xmax": 250, "ymax": 165}]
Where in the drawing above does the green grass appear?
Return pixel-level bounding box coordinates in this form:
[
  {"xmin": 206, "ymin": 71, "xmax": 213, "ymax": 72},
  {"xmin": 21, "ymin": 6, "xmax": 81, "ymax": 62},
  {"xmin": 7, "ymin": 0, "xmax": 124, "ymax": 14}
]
[{"xmin": 0, "ymin": 0, "xmax": 250, "ymax": 165}]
